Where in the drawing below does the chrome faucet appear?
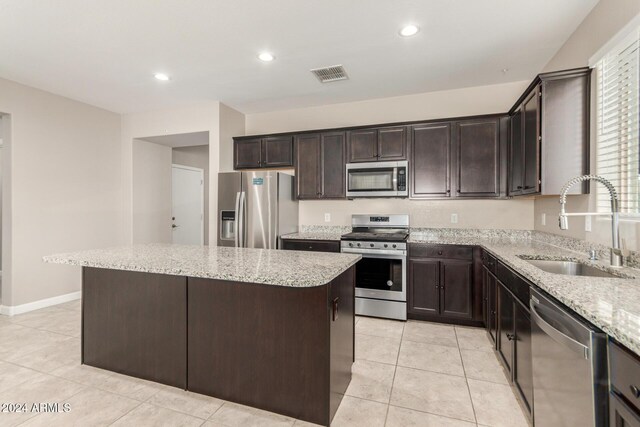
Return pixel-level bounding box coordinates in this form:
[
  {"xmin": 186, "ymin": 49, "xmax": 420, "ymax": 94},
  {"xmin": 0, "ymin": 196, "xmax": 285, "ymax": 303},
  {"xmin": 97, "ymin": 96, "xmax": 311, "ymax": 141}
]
[{"xmin": 559, "ymin": 175, "xmax": 625, "ymax": 267}]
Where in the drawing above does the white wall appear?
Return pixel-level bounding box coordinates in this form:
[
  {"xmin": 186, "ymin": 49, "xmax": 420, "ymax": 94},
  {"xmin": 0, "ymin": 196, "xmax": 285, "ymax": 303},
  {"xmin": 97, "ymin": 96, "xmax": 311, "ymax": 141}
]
[
  {"xmin": 132, "ymin": 139, "xmax": 172, "ymax": 243},
  {"xmin": 172, "ymin": 144, "xmax": 210, "ymax": 244},
  {"xmin": 534, "ymin": 0, "xmax": 640, "ymax": 251},
  {"xmin": 0, "ymin": 77, "xmax": 123, "ymax": 308},
  {"xmin": 121, "ymin": 102, "xmax": 221, "ymax": 245},
  {"xmin": 219, "ymin": 104, "xmax": 245, "ymax": 172},
  {"xmin": 245, "ymin": 81, "xmax": 535, "ymax": 230}
]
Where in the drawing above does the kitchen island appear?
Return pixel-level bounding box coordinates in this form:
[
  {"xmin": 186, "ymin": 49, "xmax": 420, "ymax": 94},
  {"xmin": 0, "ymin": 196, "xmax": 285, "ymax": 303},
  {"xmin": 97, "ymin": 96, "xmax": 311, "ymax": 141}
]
[{"xmin": 44, "ymin": 244, "xmax": 360, "ymax": 426}]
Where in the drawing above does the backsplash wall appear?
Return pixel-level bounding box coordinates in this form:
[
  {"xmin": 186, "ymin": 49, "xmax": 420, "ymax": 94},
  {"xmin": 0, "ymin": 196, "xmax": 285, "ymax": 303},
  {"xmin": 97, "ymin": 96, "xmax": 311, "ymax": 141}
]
[{"xmin": 300, "ymin": 198, "xmax": 534, "ymax": 229}]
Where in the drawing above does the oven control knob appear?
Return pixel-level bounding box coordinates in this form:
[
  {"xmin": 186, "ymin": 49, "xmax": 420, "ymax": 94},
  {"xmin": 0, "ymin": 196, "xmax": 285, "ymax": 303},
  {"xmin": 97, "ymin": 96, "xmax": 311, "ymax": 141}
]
[
  {"xmin": 348, "ymin": 242, "xmax": 353, "ymax": 247},
  {"xmin": 369, "ymin": 243, "xmax": 374, "ymax": 248},
  {"xmin": 384, "ymin": 244, "xmax": 388, "ymax": 248},
  {"xmin": 357, "ymin": 243, "xmax": 361, "ymax": 247},
  {"xmin": 392, "ymin": 244, "xmax": 397, "ymax": 248}
]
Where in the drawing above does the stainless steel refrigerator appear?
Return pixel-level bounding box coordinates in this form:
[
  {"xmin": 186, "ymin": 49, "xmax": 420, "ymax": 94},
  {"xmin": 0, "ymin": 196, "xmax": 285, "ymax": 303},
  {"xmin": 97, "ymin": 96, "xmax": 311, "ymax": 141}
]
[{"xmin": 217, "ymin": 172, "xmax": 298, "ymax": 248}]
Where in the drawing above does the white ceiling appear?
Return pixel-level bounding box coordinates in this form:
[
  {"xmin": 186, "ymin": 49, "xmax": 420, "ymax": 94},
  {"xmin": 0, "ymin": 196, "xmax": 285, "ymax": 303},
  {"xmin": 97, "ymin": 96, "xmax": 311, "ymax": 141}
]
[{"xmin": 0, "ymin": 0, "xmax": 598, "ymax": 114}]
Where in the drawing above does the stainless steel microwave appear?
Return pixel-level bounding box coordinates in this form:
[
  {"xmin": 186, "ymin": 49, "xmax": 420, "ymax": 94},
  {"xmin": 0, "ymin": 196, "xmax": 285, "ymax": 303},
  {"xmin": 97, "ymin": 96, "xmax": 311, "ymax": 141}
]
[{"xmin": 346, "ymin": 161, "xmax": 408, "ymax": 198}]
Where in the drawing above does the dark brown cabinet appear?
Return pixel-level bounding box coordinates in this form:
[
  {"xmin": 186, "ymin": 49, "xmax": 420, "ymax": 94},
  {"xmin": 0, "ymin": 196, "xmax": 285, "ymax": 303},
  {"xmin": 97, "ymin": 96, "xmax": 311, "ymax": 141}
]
[
  {"xmin": 497, "ymin": 284, "xmax": 514, "ymax": 373},
  {"xmin": 513, "ymin": 299, "xmax": 533, "ymax": 415},
  {"xmin": 410, "ymin": 122, "xmax": 451, "ymax": 198},
  {"xmin": 408, "ymin": 244, "xmax": 479, "ymax": 325},
  {"xmin": 508, "ymin": 68, "xmax": 591, "ymax": 196},
  {"xmin": 611, "ymin": 395, "xmax": 640, "ymax": 427},
  {"xmin": 347, "ymin": 126, "xmax": 407, "ymax": 163},
  {"xmin": 408, "ymin": 258, "xmax": 440, "ymax": 316},
  {"xmin": 280, "ymin": 239, "xmax": 340, "ymax": 253},
  {"xmin": 483, "ymin": 267, "xmax": 498, "ymax": 346},
  {"xmin": 234, "ymin": 136, "xmax": 294, "ymax": 169},
  {"xmin": 455, "ymin": 118, "xmax": 501, "ymax": 197},
  {"xmin": 295, "ymin": 132, "xmax": 346, "ymax": 200},
  {"xmin": 610, "ymin": 341, "xmax": 640, "ymax": 427}
]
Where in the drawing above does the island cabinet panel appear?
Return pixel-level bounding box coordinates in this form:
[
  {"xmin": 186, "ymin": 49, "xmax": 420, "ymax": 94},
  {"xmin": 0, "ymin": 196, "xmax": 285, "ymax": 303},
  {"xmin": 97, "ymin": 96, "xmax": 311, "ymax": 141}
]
[
  {"xmin": 81, "ymin": 267, "xmax": 187, "ymax": 389},
  {"xmin": 187, "ymin": 267, "xmax": 355, "ymax": 426}
]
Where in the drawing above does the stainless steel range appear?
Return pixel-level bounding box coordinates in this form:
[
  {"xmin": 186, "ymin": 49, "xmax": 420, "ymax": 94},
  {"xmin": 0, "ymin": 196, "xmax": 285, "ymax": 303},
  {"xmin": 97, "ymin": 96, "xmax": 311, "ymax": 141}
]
[{"xmin": 341, "ymin": 214, "xmax": 409, "ymax": 321}]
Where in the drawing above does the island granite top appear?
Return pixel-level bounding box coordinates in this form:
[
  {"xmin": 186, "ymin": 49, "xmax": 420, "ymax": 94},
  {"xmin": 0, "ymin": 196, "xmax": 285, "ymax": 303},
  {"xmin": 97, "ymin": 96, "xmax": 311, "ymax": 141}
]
[{"xmin": 44, "ymin": 244, "xmax": 361, "ymax": 288}]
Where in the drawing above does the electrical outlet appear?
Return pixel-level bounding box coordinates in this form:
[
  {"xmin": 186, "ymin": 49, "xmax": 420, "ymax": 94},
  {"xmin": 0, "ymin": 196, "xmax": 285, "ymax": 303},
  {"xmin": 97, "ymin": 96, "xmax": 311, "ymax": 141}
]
[
  {"xmin": 451, "ymin": 213, "xmax": 458, "ymax": 224},
  {"xmin": 541, "ymin": 213, "xmax": 546, "ymax": 226},
  {"xmin": 324, "ymin": 213, "xmax": 331, "ymax": 222},
  {"xmin": 585, "ymin": 216, "xmax": 592, "ymax": 232}
]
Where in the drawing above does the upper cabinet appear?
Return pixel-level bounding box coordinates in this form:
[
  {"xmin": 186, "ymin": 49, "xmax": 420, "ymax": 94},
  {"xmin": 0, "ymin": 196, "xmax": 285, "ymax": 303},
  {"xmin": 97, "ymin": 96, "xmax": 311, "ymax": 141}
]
[
  {"xmin": 295, "ymin": 132, "xmax": 346, "ymax": 200},
  {"xmin": 233, "ymin": 136, "xmax": 294, "ymax": 169},
  {"xmin": 347, "ymin": 126, "xmax": 407, "ymax": 163},
  {"xmin": 508, "ymin": 68, "xmax": 591, "ymax": 196},
  {"xmin": 410, "ymin": 115, "xmax": 507, "ymax": 199}
]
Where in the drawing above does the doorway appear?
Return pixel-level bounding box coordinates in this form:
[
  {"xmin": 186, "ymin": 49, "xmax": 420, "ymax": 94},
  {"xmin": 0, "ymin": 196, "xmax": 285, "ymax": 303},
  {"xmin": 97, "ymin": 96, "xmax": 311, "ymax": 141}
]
[{"xmin": 171, "ymin": 164, "xmax": 204, "ymax": 245}]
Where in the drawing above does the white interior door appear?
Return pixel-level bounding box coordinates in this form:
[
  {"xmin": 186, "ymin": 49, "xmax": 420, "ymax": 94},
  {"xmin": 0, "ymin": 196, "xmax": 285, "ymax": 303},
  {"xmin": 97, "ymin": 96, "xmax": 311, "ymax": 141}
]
[{"xmin": 172, "ymin": 165, "xmax": 204, "ymax": 245}]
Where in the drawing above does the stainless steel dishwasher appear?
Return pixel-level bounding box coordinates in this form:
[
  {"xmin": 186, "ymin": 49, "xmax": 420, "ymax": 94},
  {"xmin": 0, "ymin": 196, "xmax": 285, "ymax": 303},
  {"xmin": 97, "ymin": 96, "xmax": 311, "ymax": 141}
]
[{"xmin": 530, "ymin": 288, "xmax": 608, "ymax": 426}]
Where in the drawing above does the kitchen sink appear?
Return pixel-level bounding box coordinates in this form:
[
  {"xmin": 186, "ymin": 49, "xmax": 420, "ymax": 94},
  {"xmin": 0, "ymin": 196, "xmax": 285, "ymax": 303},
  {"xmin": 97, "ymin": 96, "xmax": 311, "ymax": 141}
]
[{"xmin": 520, "ymin": 258, "xmax": 622, "ymax": 278}]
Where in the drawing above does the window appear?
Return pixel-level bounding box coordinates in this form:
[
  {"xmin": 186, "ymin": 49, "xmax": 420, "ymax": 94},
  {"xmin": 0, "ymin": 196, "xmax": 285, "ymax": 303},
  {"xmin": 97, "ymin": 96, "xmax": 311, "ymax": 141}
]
[{"xmin": 595, "ymin": 28, "xmax": 640, "ymax": 215}]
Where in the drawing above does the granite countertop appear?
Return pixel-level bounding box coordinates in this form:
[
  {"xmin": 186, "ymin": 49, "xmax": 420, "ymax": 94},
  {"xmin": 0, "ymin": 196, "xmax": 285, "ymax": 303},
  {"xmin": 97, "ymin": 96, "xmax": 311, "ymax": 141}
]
[
  {"xmin": 281, "ymin": 232, "xmax": 343, "ymax": 241},
  {"xmin": 44, "ymin": 244, "xmax": 360, "ymax": 288},
  {"xmin": 410, "ymin": 232, "xmax": 640, "ymax": 356}
]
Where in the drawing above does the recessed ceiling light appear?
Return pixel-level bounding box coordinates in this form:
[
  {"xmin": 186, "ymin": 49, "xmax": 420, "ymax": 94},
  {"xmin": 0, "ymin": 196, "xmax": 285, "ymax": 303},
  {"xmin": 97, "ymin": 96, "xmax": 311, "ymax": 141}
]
[
  {"xmin": 258, "ymin": 52, "xmax": 275, "ymax": 62},
  {"xmin": 399, "ymin": 25, "xmax": 419, "ymax": 37},
  {"xmin": 154, "ymin": 73, "xmax": 171, "ymax": 81}
]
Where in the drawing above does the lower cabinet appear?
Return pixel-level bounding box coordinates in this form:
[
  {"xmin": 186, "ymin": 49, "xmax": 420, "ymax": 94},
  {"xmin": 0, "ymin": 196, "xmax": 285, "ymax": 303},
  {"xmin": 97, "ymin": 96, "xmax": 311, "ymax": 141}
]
[
  {"xmin": 281, "ymin": 239, "xmax": 340, "ymax": 253},
  {"xmin": 408, "ymin": 244, "xmax": 480, "ymax": 325},
  {"xmin": 610, "ymin": 340, "xmax": 640, "ymax": 427},
  {"xmin": 483, "ymin": 255, "xmax": 533, "ymax": 420}
]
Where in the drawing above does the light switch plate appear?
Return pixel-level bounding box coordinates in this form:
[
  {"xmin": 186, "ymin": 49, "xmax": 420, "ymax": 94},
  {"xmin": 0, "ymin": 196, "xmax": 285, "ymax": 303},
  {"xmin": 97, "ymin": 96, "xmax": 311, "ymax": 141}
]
[
  {"xmin": 324, "ymin": 213, "xmax": 331, "ymax": 222},
  {"xmin": 451, "ymin": 213, "xmax": 458, "ymax": 224},
  {"xmin": 541, "ymin": 213, "xmax": 546, "ymax": 226},
  {"xmin": 585, "ymin": 216, "xmax": 592, "ymax": 232}
]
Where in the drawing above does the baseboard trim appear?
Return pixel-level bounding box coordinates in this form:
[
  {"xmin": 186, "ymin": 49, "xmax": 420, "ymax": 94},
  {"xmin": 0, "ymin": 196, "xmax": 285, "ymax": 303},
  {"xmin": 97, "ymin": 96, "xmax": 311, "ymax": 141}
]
[{"xmin": 0, "ymin": 291, "xmax": 81, "ymax": 316}]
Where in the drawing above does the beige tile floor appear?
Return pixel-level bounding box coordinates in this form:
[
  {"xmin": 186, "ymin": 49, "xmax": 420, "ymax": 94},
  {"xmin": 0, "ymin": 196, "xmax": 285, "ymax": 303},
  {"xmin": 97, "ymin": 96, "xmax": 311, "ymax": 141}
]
[{"xmin": 0, "ymin": 301, "xmax": 528, "ymax": 426}]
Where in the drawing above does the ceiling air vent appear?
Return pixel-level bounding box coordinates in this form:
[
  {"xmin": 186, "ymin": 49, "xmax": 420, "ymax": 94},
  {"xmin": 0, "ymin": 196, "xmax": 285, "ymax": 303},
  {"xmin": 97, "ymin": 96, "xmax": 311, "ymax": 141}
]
[{"xmin": 310, "ymin": 65, "xmax": 349, "ymax": 83}]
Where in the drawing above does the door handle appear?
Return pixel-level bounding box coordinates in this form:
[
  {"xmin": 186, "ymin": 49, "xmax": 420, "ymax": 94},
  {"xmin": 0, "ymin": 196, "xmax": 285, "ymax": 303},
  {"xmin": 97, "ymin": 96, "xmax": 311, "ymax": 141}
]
[
  {"xmin": 530, "ymin": 300, "xmax": 589, "ymax": 358},
  {"xmin": 234, "ymin": 192, "xmax": 241, "ymax": 247},
  {"xmin": 238, "ymin": 191, "xmax": 246, "ymax": 247}
]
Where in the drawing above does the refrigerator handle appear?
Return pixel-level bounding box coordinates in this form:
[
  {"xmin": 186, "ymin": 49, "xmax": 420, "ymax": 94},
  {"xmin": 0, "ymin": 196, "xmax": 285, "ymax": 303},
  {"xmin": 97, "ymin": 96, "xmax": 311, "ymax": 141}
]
[
  {"xmin": 238, "ymin": 191, "xmax": 246, "ymax": 247},
  {"xmin": 234, "ymin": 192, "xmax": 241, "ymax": 247}
]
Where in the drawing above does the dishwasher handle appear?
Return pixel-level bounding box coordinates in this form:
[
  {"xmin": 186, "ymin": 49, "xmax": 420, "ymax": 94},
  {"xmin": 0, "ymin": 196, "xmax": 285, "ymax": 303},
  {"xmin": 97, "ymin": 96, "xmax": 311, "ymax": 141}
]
[{"xmin": 530, "ymin": 299, "xmax": 590, "ymax": 359}]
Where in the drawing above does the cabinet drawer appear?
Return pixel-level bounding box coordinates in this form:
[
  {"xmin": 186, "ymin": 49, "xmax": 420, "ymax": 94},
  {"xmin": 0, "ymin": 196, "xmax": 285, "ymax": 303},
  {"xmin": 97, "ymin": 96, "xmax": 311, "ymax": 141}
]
[
  {"xmin": 281, "ymin": 239, "xmax": 340, "ymax": 253},
  {"xmin": 610, "ymin": 340, "xmax": 640, "ymax": 412},
  {"xmin": 481, "ymin": 251, "xmax": 497, "ymax": 274},
  {"xmin": 409, "ymin": 244, "xmax": 473, "ymax": 261},
  {"xmin": 496, "ymin": 261, "xmax": 530, "ymax": 307}
]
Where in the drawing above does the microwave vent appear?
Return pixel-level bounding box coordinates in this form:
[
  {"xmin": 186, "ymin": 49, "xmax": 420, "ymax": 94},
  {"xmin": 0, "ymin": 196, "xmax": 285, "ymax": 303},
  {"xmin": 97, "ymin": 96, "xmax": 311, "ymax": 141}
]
[{"xmin": 310, "ymin": 65, "xmax": 349, "ymax": 83}]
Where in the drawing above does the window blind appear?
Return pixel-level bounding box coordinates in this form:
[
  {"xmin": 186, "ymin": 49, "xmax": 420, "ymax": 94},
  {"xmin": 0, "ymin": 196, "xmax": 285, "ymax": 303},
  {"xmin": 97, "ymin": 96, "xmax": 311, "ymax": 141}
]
[{"xmin": 596, "ymin": 28, "xmax": 640, "ymax": 215}]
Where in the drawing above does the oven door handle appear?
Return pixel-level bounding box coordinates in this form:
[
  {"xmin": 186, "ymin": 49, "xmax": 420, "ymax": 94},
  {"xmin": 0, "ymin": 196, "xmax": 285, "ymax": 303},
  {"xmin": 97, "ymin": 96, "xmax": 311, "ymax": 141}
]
[{"xmin": 341, "ymin": 248, "xmax": 406, "ymax": 257}]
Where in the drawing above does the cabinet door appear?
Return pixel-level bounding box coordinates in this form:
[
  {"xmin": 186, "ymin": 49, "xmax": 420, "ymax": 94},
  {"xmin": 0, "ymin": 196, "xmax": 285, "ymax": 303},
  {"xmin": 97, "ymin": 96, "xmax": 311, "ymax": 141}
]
[
  {"xmin": 497, "ymin": 283, "xmax": 514, "ymax": 375},
  {"xmin": 522, "ymin": 87, "xmax": 540, "ymax": 194},
  {"xmin": 281, "ymin": 239, "xmax": 340, "ymax": 253},
  {"xmin": 262, "ymin": 136, "xmax": 294, "ymax": 167},
  {"xmin": 234, "ymin": 138, "xmax": 262, "ymax": 169},
  {"xmin": 509, "ymin": 108, "xmax": 523, "ymax": 195},
  {"xmin": 484, "ymin": 268, "xmax": 498, "ymax": 346},
  {"xmin": 378, "ymin": 126, "xmax": 407, "ymax": 160},
  {"xmin": 347, "ymin": 129, "xmax": 378, "ymax": 163},
  {"xmin": 440, "ymin": 260, "xmax": 473, "ymax": 320},
  {"xmin": 408, "ymin": 259, "xmax": 440, "ymax": 316},
  {"xmin": 611, "ymin": 394, "xmax": 640, "ymax": 427},
  {"xmin": 455, "ymin": 119, "xmax": 500, "ymax": 197},
  {"xmin": 295, "ymin": 134, "xmax": 321, "ymax": 199},
  {"xmin": 320, "ymin": 132, "xmax": 346, "ymax": 198},
  {"xmin": 410, "ymin": 123, "xmax": 451, "ymax": 198},
  {"xmin": 514, "ymin": 301, "xmax": 533, "ymax": 416}
]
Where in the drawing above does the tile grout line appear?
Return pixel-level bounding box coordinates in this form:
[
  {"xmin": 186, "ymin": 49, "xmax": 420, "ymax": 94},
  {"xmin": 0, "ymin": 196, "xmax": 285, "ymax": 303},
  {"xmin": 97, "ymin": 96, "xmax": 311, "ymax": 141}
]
[
  {"xmin": 383, "ymin": 322, "xmax": 405, "ymax": 426},
  {"xmin": 455, "ymin": 327, "xmax": 479, "ymax": 426}
]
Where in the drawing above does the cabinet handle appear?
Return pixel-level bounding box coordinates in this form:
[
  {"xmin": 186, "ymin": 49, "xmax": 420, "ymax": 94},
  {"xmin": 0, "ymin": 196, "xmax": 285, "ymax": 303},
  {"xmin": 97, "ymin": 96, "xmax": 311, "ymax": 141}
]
[
  {"xmin": 438, "ymin": 251, "xmax": 443, "ymax": 255},
  {"xmin": 332, "ymin": 297, "xmax": 339, "ymax": 321},
  {"xmin": 506, "ymin": 333, "xmax": 515, "ymax": 341},
  {"xmin": 517, "ymin": 186, "xmax": 523, "ymax": 189},
  {"xmin": 631, "ymin": 385, "xmax": 640, "ymax": 398}
]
